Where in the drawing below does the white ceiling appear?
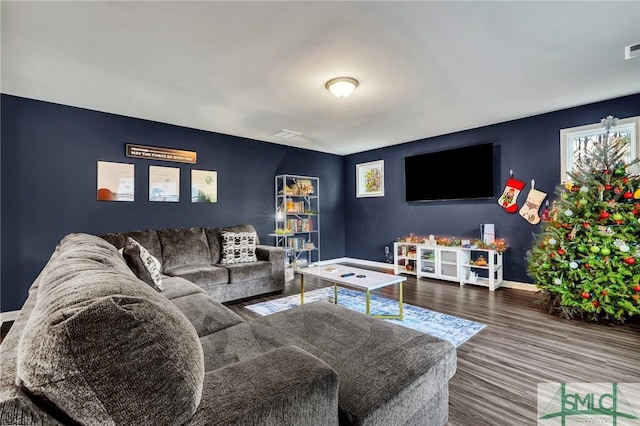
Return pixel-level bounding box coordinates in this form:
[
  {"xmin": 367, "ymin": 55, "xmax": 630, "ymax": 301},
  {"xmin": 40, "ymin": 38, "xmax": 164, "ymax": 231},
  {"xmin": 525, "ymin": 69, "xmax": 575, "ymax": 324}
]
[{"xmin": 2, "ymin": 1, "xmax": 639, "ymax": 155}]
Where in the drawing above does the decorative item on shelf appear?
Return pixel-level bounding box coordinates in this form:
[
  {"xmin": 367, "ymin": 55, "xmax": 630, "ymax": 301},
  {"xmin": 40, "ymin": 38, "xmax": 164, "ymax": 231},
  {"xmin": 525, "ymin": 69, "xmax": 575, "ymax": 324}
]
[
  {"xmin": 295, "ymin": 180, "xmax": 314, "ymax": 195},
  {"xmin": 274, "ymin": 228, "xmax": 293, "ymax": 236},
  {"xmin": 396, "ymin": 233, "xmax": 426, "ymax": 243},
  {"xmin": 397, "ymin": 232, "xmax": 508, "ymax": 252},
  {"xmin": 473, "ymin": 256, "xmax": 488, "ymax": 266},
  {"xmin": 468, "ymin": 272, "xmax": 478, "ymax": 283},
  {"xmin": 278, "ymin": 184, "xmax": 296, "ymax": 195},
  {"xmin": 405, "ymin": 262, "xmax": 414, "ymax": 271},
  {"xmin": 305, "ymin": 242, "xmax": 315, "ymax": 250},
  {"xmin": 436, "ymin": 237, "xmax": 461, "ymax": 247},
  {"xmin": 471, "ymin": 238, "xmax": 508, "ymax": 252}
]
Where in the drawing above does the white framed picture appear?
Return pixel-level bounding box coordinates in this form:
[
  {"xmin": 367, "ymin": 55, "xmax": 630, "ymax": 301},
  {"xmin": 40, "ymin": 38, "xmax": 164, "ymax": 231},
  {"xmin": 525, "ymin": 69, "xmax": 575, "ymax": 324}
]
[
  {"xmin": 97, "ymin": 161, "xmax": 134, "ymax": 202},
  {"xmin": 191, "ymin": 169, "xmax": 218, "ymax": 203},
  {"xmin": 356, "ymin": 160, "xmax": 384, "ymax": 198},
  {"xmin": 149, "ymin": 165, "xmax": 180, "ymax": 202}
]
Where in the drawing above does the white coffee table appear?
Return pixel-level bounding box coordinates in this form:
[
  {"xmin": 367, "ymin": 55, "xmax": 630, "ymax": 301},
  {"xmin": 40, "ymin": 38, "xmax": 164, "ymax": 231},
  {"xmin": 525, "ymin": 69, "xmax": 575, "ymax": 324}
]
[{"xmin": 297, "ymin": 264, "xmax": 406, "ymax": 320}]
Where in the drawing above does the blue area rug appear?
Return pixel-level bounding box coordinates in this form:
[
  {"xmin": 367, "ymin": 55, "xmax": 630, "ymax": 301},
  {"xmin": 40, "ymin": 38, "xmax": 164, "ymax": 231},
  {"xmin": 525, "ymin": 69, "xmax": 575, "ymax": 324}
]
[{"xmin": 246, "ymin": 287, "xmax": 486, "ymax": 347}]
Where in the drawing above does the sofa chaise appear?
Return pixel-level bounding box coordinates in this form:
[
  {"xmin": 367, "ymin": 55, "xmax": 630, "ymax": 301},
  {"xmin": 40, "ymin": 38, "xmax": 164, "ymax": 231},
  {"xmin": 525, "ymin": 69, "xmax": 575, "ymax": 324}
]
[{"xmin": 0, "ymin": 232, "xmax": 457, "ymax": 425}]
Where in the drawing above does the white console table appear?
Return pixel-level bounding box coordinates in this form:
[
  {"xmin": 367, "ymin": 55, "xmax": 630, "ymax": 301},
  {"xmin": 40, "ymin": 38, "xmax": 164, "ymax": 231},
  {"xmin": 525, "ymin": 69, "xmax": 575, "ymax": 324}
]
[{"xmin": 393, "ymin": 242, "xmax": 503, "ymax": 291}]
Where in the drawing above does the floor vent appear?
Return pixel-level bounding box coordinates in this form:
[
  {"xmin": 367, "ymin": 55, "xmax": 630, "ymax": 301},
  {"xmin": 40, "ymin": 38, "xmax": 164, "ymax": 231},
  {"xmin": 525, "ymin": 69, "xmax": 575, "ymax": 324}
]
[{"xmin": 625, "ymin": 42, "xmax": 640, "ymax": 60}]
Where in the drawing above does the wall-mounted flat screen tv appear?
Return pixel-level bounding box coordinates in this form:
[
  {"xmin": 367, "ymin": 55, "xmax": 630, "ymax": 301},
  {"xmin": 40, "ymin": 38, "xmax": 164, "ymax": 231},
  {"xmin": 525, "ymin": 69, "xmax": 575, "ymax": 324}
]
[{"xmin": 405, "ymin": 143, "xmax": 495, "ymax": 202}]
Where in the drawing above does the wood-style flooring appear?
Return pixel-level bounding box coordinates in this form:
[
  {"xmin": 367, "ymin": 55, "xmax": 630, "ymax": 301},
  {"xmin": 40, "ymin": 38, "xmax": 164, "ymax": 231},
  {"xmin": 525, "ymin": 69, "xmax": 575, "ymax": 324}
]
[{"xmin": 226, "ymin": 263, "xmax": 640, "ymax": 426}]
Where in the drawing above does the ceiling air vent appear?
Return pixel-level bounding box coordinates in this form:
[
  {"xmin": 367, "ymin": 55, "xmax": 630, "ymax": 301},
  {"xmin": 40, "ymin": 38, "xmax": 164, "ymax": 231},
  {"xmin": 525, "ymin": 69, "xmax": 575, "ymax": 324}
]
[
  {"xmin": 272, "ymin": 129, "xmax": 302, "ymax": 139},
  {"xmin": 625, "ymin": 42, "xmax": 640, "ymax": 60}
]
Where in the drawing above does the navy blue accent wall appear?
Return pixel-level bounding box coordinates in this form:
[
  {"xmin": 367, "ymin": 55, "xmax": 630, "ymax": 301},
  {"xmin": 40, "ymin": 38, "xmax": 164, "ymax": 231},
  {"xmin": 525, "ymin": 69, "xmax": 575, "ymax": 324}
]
[
  {"xmin": 345, "ymin": 93, "xmax": 640, "ymax": 284},
  {"xmin": 3, "ymin": 93, "xmax": 639, "ymax": 311},
  {"xmin": 1, "ymin": 95, "xmax": 345, "ymax": 311}
]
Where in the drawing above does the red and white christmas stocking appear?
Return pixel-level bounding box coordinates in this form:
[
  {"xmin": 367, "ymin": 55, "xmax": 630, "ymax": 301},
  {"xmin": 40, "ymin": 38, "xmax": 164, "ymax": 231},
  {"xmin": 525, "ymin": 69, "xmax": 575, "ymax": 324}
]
[{"xmin": 497, "ymin": 176, "xmax": 525, "ymax": 213}]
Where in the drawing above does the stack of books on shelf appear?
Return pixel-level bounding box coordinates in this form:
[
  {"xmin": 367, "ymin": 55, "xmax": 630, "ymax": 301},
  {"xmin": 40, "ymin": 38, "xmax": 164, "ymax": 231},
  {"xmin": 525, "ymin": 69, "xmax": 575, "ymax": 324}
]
[
  {"xmin": 288, "ymin": 237, "xmax": 307, "ymax": 251},
  {"xmin": 286, "ymin": 218, "xmax": 314, "ymax": 232},
  {"xmin": 285, "ymin": 200, "xmax": 309, "ymax": 213}
]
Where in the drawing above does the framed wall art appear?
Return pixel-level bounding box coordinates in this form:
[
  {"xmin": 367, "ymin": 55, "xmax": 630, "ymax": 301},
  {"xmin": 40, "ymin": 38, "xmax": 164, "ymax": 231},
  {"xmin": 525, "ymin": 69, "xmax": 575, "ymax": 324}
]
[
  {"xmin": 191, "ymin": 169, "xmax": 218, "ymax": 203},
  {"xmin": 356, "ymin": 160, "xmax": 384, "ymax": 198},
  {"xmin": 149, "ymin": 165, "xmax": 180, "ymax": 202},
  {"xmin": 97, "ymin": 161, "xmax": 134, "ymax": 202}
]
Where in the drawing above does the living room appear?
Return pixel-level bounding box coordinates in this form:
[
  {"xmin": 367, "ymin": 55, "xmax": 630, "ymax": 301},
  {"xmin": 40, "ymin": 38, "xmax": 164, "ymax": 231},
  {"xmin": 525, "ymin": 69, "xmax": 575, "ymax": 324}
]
[{"xmin": 2, "ymin": 2, "xmax": 640, "ymax": 425}]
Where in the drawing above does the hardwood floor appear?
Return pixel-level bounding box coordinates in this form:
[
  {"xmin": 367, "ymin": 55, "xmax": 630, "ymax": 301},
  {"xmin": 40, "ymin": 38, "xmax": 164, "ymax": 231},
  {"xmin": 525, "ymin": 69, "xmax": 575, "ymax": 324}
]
[{"xmin": 226, "ymin": 263, "xmax": 640, "ymax": 426}]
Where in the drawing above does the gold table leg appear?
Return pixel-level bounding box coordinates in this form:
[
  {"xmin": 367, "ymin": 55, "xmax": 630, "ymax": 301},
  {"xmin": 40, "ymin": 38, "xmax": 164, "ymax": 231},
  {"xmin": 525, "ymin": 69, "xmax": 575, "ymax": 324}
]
[
  {"xmin": 366, "ymin": 290, "xmax": 371, "ymax": 315},
  {"xmin": 370, "ymin": 281, "xmax": 404, "ymax": 320},
  {"xmin": 334, "ymin": 283, "xmax": 338, "ymax": 305},
  {"xmin": 300, "ymin": 274, "xmax": 305, "ymax": 305}
]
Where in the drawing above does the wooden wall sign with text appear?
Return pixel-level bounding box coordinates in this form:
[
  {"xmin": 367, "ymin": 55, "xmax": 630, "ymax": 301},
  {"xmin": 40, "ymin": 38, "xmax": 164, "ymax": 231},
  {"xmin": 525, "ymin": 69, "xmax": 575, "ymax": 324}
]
[{"xmin": 126, "ymin": 144, "xmax": 197, "ymax": 164}]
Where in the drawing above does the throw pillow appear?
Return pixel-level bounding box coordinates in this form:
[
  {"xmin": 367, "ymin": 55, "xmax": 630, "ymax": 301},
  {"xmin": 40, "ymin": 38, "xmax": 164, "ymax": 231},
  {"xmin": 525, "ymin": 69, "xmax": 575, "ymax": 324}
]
[
  {"xmin": 122, "ymin": 237, "xmax": 163, "ymax": 291},
  {"xmin": 220, "ymin": 231, "xmax": 257, "ymax": 264}
]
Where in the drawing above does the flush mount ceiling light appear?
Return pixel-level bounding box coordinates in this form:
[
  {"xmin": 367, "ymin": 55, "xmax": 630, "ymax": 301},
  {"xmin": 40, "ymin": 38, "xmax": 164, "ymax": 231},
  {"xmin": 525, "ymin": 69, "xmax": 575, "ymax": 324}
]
[{"xmin": 325, "ymin": 77, "xmax": 359, "ymax": 98}]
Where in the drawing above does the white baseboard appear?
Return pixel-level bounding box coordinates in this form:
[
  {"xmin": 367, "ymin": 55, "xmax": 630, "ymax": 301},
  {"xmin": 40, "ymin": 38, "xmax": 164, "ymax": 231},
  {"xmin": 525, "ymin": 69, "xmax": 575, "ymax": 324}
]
[
  {"xmin": 319, "ymin": 257, "xmax": 537, "ymax": 291},
  {"xmin": 500, "ymin": 280, "xmax": 537, "ymax": 291},
  {"xmin": 320, "ymin": 257, "xmax": 394, "ymax": 270},
  {"xmin": 0, "ymin": 310, "xmax": 19, "ymax": 325}
]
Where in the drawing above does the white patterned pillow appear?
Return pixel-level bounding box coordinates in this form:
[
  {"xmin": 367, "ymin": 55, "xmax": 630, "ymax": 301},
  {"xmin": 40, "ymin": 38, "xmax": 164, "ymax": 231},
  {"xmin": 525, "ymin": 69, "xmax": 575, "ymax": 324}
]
[
  {"xmin": 123, "ymin": 237, "xmax": 163, "ymax": 291},
  {"xmin": 220, "ymin": 232, "xmax": 258, "ymax": 264}
]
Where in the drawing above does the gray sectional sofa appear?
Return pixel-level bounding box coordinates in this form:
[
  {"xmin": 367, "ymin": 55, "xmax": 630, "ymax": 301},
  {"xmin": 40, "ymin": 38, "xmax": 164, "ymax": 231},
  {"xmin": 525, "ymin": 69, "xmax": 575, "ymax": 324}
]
[
  {"xmin": 100, "ymin": 224, "xmax": 285, "ymax": 303},
  {"xmin": 0, "ymin": 232, "xmax": 458, "ymax": 425}
]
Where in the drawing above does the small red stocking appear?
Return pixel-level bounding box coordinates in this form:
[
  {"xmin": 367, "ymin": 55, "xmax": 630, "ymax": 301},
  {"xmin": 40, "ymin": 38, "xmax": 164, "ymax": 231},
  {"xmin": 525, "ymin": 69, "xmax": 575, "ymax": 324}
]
[{"xmin": 497, "ymin": 177, "xmax": 525, "ymax": 213}]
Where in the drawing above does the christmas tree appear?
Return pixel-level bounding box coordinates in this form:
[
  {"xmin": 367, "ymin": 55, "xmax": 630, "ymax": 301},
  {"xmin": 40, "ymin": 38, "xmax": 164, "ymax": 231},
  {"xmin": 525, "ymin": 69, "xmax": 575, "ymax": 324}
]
[{"xmin": 527, "ymin": 116, "xmax": 640, "ymax": 322}]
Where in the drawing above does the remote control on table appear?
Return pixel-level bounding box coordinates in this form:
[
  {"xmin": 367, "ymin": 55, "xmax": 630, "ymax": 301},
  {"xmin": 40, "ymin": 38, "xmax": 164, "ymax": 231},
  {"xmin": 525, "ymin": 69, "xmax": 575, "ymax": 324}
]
[{"xmin": 340, "ymin": 273, "xmax": 355, "ymax": 278}]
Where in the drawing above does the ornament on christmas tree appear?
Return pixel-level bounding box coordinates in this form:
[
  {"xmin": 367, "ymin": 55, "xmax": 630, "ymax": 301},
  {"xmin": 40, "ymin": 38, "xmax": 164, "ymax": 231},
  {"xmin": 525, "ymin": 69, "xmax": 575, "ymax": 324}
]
[
  {"xmin": 568, "ymin": 225, "xmax": 578, "ymax": 241},
  {"xmin": 597, "ymin": 226, "xmax": 614, "ymax": 236},
  {"xmin": 541, "ymin": 200, "xmax": 550, "ymax": 222},
  {"xmin": 498, "ymin": 172, "xmax": 525, "ymax": 213}
]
